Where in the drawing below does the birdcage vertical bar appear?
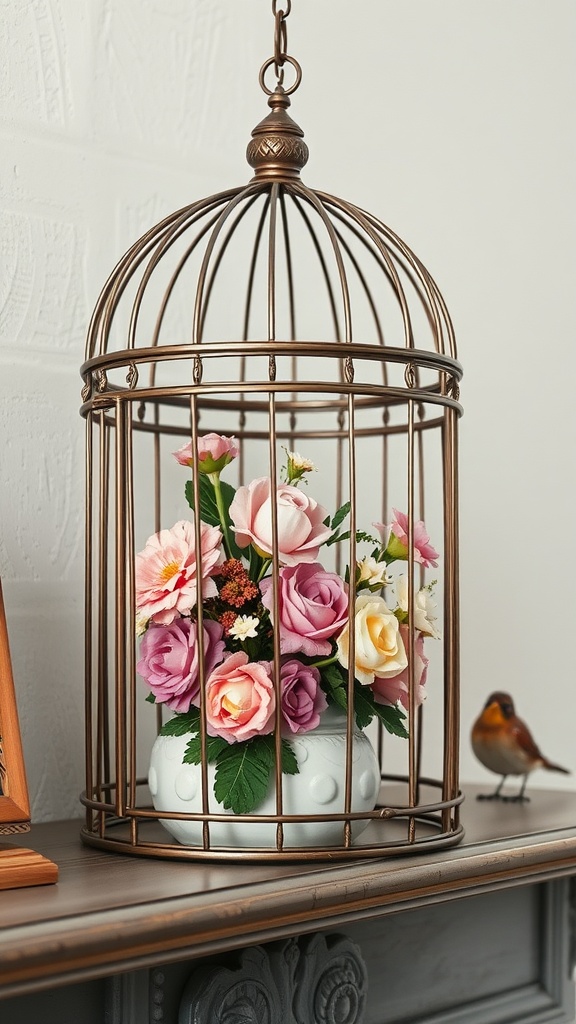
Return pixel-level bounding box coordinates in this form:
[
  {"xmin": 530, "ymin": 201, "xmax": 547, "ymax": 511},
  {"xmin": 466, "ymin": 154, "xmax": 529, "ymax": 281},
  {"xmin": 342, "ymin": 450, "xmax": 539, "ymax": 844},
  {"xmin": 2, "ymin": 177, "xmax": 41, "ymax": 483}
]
[
  {"xmin": 407, "ymin": 394, "xmax": 417, "ymax": 842},
  {"xmin": 442, "ymin": 404, "xmax": 460, "ymax": 828},
  {"xmin": 84, "ymin": 411, "xmax": 94, "ymax": 831},
  {"xmin": 125, "ymin": 398, "xmax": 138, "ymax": 844},
  {"xmin": 189, "ymin": 390, "xmax": 212, "ymax": 851},
  {"xmin": 344, "ymin": 385, "xmax": 357, "ymax": 848},
  {"xmin": 267, "ymin": 183, "xmax": 286, "ymax": 851},
  {"xmin": 114, "ymin": 398, "xmax": 128, "ymax": 818},
  {"xmin": 97, "ymin": 410, "xmax": 110, "ymax": 829}
]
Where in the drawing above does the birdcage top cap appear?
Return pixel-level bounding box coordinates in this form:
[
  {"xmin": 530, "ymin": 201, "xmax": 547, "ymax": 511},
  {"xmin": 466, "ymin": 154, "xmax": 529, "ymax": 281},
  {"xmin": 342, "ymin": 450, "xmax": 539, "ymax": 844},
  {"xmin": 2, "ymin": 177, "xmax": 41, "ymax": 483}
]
[{"xmin": 246, "ymin": 86, "xmax": 309, "ymax": 180}]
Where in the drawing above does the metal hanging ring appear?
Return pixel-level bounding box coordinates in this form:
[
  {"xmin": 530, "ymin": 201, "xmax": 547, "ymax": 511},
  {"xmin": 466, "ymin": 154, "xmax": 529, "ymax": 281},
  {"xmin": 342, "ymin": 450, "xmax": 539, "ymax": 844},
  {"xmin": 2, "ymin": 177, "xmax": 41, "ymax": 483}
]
[
  {"xmin": 259, "ymin": 55, "xmax": 302, "ymax": 96},
  {"xmin": 272, "ymin": 0, "xmax": 291, "ymax": 17}
]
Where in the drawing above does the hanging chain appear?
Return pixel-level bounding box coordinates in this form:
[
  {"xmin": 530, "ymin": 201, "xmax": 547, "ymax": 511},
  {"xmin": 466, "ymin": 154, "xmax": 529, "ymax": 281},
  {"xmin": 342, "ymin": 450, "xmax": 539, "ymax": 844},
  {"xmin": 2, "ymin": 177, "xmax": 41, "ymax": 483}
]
[
  {"xmin": 273, "ymin": 1, "xmax": 289, "ymax": 84},
  {"xmin": 259, "ymin": 0, "xmax": 302, "ymax": 96}
]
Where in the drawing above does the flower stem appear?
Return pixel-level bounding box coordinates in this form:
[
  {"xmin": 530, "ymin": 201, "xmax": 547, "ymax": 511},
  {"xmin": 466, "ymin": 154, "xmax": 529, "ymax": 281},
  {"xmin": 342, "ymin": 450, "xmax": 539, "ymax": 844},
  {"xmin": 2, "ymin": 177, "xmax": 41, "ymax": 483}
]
[
  {"xmin": 209, "ymin": 473, "xmax": 233, "ymax": 559},
  {"xmin": 257, "ymin": 558, "xmax": 272, "ymax": 582},
  {"xmin": 310, "ymin": 653, "xmax": 339, "ymax": 668}
]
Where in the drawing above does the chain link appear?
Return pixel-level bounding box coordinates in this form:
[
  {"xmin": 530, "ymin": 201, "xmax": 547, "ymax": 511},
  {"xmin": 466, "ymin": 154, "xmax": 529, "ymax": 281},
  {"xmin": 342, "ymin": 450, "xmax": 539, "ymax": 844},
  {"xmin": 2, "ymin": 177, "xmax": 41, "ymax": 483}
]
[{"xmin": 272, "ymin": 0, "xmax": 291, "ymax": 17}]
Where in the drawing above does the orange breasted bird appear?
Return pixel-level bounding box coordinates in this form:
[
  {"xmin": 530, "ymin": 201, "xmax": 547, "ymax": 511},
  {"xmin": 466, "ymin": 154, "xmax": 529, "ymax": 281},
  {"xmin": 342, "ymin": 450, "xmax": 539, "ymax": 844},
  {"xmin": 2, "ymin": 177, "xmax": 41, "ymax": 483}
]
[{"xmin": 471, "ymin": 691, "xmax": 569, "ymax": 802}]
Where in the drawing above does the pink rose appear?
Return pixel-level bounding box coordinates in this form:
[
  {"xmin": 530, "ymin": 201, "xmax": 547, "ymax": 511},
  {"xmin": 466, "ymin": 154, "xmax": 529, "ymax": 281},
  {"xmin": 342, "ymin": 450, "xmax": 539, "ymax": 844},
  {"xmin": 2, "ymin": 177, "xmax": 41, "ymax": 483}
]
[
  {"xmin": 374, "ymin": 509, "xmax": 439, "ymax": 569},
  {"xmin": 173, "ymin": 433, "xmax": 239, "ymax": 474},
  {"xmin": 371, "ymin": 626, "xmax": 429, "ymax": 710},
  {"xmin": 280, "ymin": 658, "xmax": 327, "ymax": 735},
  {"xmin": 229, "ymin": 477, "xmax": 331, "ymax": 567},
  {"xmin": 137, "ymin": 618, "xmax": 226, "ymax": 712},
  {"xmin": 260, "ymin": 562, "xmax": 349, "ymax": 657},
  {"xmin": 205, "ymin": 651, "xmax": 275, "ymax": 742},
  {"xmin": 135, "ymin": 518, "xmax": 222, "ymax": 627}
]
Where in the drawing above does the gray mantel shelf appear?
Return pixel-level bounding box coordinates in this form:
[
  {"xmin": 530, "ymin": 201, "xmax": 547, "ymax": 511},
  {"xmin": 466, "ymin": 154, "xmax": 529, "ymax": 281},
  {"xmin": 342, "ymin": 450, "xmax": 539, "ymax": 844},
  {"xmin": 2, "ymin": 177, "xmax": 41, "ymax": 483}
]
[
  {"xmin": 1, "ymin": 784, "xmax": 575, "ymax": 992},
  {"xmin": 1, "ymin": 784, "xmax": 576, "ymax": 1023}
]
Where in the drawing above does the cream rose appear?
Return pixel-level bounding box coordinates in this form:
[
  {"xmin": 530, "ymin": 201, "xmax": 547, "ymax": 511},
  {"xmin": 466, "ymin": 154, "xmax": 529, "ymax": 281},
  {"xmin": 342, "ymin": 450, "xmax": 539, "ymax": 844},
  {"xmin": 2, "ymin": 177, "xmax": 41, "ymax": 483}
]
[
  {"xmin": 336, "ymin": 594, "xmax": 407, "ymax": 685},
  {"xmin": 395, "ymin": 575, "xmax": 439, "ymax": 638}
]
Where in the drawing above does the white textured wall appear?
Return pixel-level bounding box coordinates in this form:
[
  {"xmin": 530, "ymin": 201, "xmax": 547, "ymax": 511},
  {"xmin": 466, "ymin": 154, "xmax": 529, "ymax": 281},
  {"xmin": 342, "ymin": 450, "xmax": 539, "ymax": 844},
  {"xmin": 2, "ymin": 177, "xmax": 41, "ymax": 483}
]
[{"xmin": 1, "ymin": 0, "xmax": 575, "ymax": 822}]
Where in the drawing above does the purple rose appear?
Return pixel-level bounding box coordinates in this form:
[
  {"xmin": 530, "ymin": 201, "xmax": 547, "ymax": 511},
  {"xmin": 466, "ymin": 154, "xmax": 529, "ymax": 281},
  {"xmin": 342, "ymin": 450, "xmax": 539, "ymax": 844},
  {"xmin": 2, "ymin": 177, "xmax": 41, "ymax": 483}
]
[
  {"xmin": 280, "ymin": 658, "xmax": 327, "ymax": 735},
  {"xmin": 137, "ymin": 617, "xmax": 226, "ymax": 712},
  {"xmin": 260, "ymin": 562, "xmax": 349, "ymax": 657}
]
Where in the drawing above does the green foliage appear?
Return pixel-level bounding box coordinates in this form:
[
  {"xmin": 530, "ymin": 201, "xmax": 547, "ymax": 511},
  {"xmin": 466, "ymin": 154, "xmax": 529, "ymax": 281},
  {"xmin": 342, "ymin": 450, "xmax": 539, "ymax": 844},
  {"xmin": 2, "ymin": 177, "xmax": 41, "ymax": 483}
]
[
  {"xmin": 159, "ymin": 710, "xmax": 200, "ymax": 737},
  {"xmin": 330, "ymin": 501, "xmax": 351, "ymax": 531},
  {"xmin": 145, "ymin": 692, "xmax": 157, "ymax": 704},
  {"xmin": 372, "ymin": 702, "xmax": 409, "ymax": 739},
  {"xmin": 212, "ymin": 735, "xmax": 300, "ymax": 814},
  {"xmin": 325, "ymin": 528, "xmax": 379, "ymax": 548},
  {"xmin": 182, "ymin": 734, "xmax": 229, "ymax": 765},
  {"xmin": 185, "ymin": 476, "xmax": 242, "ymax": 559}
]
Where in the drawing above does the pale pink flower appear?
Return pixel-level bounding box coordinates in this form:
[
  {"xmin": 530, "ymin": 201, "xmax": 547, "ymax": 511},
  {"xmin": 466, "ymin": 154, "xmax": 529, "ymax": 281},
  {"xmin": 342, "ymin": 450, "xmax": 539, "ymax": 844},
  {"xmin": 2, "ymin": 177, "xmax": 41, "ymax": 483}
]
[
  {"xmin": 135, "ymin": 518, "xmax": 222, "ymax": 627},
  {"xmin": 173, "ymin": 433, "xmax": 239, "ymax": 473},
  {"xmin": 374, "ymin": 509, "xmax": 439, "ymax": 568},
  {"xmin": 137, "ymin": 618, "xmax": 226, "ymax": 712},
  {"xmin": 205, "ymin": 651, "xmax": 275, "ymax": 743},
  {"xmin": 260, "ymin": 562, "xmax": 349, "ymax": 657},
  {"xmin": 229, "ymin": 477, "xmax": 331, "ymax": 567},
  {"xmin": 371, "ymin": 626, "xmax": 428, "ymax": 710}
]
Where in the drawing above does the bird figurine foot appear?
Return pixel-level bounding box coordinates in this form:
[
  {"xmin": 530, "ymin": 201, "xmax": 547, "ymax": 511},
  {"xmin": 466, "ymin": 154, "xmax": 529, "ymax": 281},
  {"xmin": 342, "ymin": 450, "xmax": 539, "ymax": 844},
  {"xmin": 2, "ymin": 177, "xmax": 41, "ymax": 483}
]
[{"xmin": 471, "ymin": 692, "xmax": 569, "ymax": 803}]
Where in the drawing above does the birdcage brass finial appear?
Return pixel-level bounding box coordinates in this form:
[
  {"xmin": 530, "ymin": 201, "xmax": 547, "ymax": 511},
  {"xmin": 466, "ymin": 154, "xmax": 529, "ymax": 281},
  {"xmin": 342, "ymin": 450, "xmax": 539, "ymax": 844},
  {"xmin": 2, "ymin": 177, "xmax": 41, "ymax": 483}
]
[{"xmin": 246, "ymin": 1, "xmax": 308, "ymax": 179}]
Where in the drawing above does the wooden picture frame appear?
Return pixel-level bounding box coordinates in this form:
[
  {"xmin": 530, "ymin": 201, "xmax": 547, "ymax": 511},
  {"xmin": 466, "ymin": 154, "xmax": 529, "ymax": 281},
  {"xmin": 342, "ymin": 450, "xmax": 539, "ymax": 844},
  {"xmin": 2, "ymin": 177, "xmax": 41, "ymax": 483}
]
[
  {"xmin": 0, "ymin": 579, "xmax": 30, "ymax": 831},
  {"xmin": 0, "ymin": 580, "xmax": 58, "ymax": 888}
]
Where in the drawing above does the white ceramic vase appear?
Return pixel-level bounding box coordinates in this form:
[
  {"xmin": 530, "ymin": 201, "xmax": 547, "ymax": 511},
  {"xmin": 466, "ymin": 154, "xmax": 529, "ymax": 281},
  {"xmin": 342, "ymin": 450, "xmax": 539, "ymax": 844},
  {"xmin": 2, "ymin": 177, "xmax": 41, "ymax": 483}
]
[{"xmin": 148, "ymin": 707, "xmax": 380, "ymax": 850}]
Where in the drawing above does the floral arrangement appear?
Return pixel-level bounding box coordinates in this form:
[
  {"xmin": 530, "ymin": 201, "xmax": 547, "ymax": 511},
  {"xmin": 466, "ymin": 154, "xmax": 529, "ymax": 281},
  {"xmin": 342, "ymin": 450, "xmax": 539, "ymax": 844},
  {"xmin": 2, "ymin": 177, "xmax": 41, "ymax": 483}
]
[{"xmin": 135, "ymin": 434, "xmax": 439, "ymax": 815}]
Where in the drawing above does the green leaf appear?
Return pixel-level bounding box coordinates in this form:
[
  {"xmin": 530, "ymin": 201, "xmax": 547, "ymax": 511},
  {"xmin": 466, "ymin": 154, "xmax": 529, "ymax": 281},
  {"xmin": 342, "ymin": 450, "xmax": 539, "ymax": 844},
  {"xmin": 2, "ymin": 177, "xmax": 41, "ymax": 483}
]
[
  {"xmin": 280, "ymin": 739, "xmax": 299, "ymax": 775},
  {"xmin": 352, "ymin": 683, "xmax": 377, "ymax": 730},
  {"xmin": 259, "ymin": 735, "xmax": 299, "ymax": 776},
  {"xmin": 328, "ymin": 685, "xmax": 348, "ymax": 712},
  {"xmin": 320, "ymin": 661, "xmax": 347, "ymax": 691},
  {"xmin": 331, "ymin": 500, "xmax": 351, "ymax": 530},
  {"xmin": 211, "ymin": 735, "xmax": 300, "ymax": 814},
  {"xmin": 373, "ymin": 702, "xmax": 409, "ymax": 739},
  {"xmin": 183, "ymin": 733, "xmax": 229, "ymax": 765},
  {"xmin": 159, "ymin": 709, "xmax": 200, "ymax": 737},
  {"xmin": 145, "ymin": 692, "xmax": 157, "ymax": 704},
  {"xmin": 325, "ymin": 528, "xmax": 378, "ymax": 548},
  {"xmin": 185, "ymin": 477, "xmax": 242, "ymax": 559},
  {"xmin": 213, "ymin": 738, "xmax": 273, "ymax": 814}
]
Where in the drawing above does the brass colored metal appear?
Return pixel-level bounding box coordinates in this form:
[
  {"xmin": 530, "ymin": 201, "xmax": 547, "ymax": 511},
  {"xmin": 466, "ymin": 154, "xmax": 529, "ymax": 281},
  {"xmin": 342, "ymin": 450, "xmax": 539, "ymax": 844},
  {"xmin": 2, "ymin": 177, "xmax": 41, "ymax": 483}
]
[{"xmin": 80, "ymin": 7, "xmax": 463, "ymax": 861}]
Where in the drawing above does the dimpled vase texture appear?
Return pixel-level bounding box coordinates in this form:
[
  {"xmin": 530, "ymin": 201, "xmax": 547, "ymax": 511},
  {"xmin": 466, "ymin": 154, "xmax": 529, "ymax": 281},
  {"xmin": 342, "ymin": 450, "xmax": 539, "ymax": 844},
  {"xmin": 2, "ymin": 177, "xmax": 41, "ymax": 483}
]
[{"xmin": 148, "ymin": 709, "xmax": 381, "ymax": 849}]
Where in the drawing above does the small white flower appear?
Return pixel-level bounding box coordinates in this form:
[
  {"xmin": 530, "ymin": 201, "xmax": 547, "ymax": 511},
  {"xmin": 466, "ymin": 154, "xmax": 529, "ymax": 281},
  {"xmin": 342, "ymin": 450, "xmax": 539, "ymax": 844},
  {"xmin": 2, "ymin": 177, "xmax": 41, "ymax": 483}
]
[
  {"xmin": 356, "ymin": 556, "xmax": 392, "ymax": 589},
  {"xmin": 395, "ymin": 575, "xmax": 440, "ymax": 638},
  {"xmin": 229, "ymin": 614, "xmax": 260, "ymax": 641},
  {"xmin": 287, "ymin": 450, "xmax": 316, "ymax": 473}
]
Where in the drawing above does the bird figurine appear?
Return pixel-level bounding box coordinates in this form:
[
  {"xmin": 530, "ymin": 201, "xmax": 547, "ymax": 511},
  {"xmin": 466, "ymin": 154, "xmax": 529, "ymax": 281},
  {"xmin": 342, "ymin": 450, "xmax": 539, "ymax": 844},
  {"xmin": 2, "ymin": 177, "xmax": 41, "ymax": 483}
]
[{"xmin": 471, "ymin": 691, "xmax": 570, "ymax": 802}]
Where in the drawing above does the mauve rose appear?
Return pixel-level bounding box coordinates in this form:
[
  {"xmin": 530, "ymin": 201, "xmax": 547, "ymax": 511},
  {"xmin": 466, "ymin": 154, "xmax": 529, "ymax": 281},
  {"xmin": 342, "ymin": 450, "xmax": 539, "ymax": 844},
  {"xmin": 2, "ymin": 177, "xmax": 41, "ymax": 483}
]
[
  {"xmin": 260, "ymin": 562, "xmax": 349, "ymax": 657},
  {"xmin": 205, "ymin": 651, "xmax": 275, "ymax": 743},
  {"xmin": 137, "ymin": 618, "xmax": 226, "ymax": 712},
  {"xmin": 280, "ymin": 658, "xmax": 327, "ymax": 735},
  {"xmin": 229, "ymin": 477, "xmax": 332, "ymax": 567},
  {"xmin": 371, "ymin": 626, "xmax": 428, "ymax": 710}
]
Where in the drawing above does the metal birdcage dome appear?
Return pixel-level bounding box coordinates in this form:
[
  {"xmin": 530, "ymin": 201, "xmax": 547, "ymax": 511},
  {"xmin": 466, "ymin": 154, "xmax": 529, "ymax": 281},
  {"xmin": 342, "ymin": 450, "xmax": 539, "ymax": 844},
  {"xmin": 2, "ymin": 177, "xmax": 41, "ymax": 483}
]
[{"xmin": 80, "ymin": 10, "xmax": 463, "ymax": 861}]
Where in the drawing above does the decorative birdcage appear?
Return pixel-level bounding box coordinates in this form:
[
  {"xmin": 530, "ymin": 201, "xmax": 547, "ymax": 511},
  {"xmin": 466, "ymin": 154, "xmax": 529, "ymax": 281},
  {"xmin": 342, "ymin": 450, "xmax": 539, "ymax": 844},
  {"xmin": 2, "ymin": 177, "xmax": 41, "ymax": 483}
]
[{"xmin": 80, "ymin": 4, "xmax": 463, "ymax": 861}]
